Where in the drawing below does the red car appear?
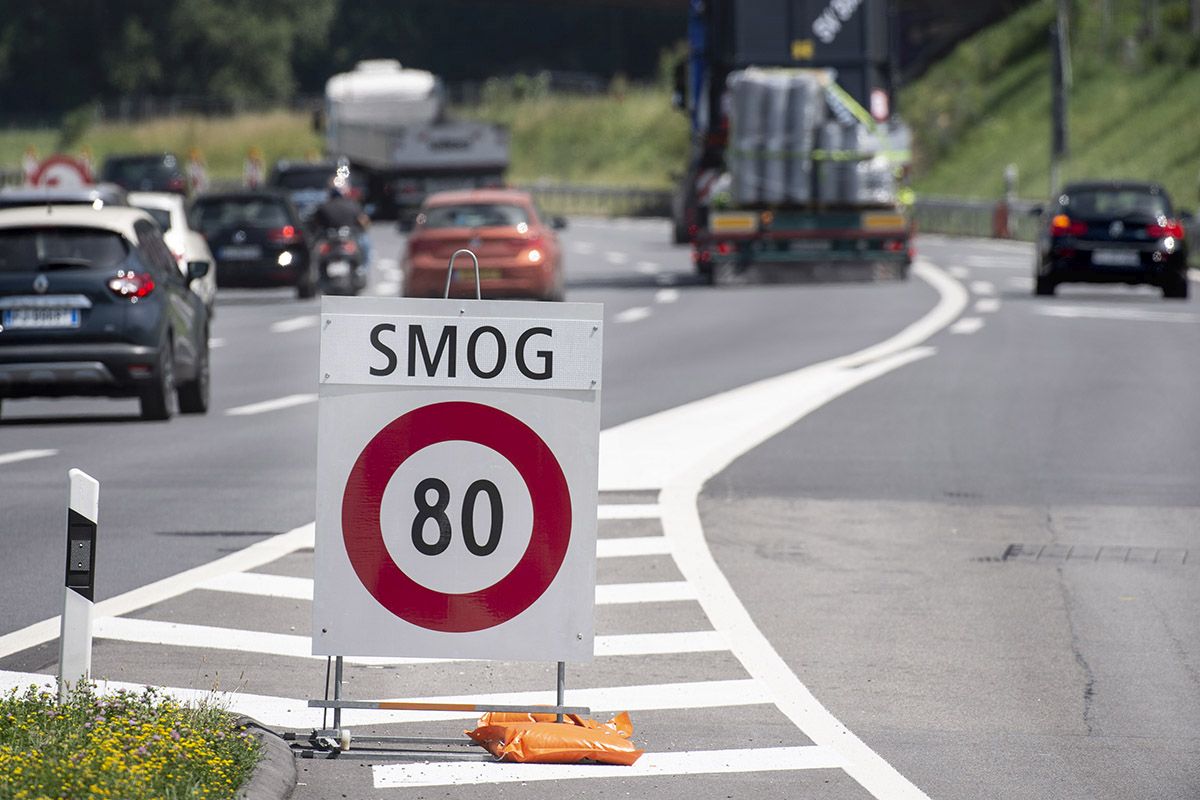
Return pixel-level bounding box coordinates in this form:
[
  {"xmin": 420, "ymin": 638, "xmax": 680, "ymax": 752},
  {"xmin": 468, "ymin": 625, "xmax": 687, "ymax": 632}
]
[{"xmin": 402, "ymin": 189, "xmax": 566, "ymax": 300}]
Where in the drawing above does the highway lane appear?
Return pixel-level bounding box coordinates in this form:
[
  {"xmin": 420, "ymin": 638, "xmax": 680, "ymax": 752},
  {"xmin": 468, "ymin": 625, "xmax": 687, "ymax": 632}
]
[{"xmin": 1, "ymin": 224, "xmax": 1196, "ymax": 798}]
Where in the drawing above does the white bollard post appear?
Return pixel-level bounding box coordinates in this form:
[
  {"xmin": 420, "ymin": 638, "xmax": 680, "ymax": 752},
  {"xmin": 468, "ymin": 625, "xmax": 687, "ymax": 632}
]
[{"xmin": 58, "ymin": 469, "xmax": 98, "ymax": 700}]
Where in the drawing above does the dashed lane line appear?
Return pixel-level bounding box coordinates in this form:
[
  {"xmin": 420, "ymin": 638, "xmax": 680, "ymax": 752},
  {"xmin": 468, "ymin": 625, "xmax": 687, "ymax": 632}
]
[
  {"xmin": 0, "ymin": 670, "xmax": 772, "ymax": 728},
  {"xmin": 375, "ymin": 746, "xmax": 847, "ymax": 789},
  {"xmin": 0, "ymin": 449, "xmax": 58, "ymax": 467},
  {"xmin": 224, "ymin": 393, "xmax": 318, "ymax": 416},
  {"xmin": 969, "ymin": 280, "xmax": 995, "ymax": 295},
  {"xmin": 949, "ymin": 317, "xmax": 985, "ymax": 335},
  {"xmin": 1034, "ymin": 305, "xmax": 1198, "ymax": 324},
  {"xmin": 654, "ymin": 288, "xmax": 681, "ymax": 304},
  {"xmin": 596, "ymin": 536, "xmax": 672, "ymax": 557},
  {"xmin": 572, "ymin": 241, "xmax": 596, "ymax": 255},
  {"xmin": 974, "ymin": 298, "xmax": 1001, "ymax": 313},
  {"xmin": 209, "ymin": 337, "xmax": 227, "ymax": 349},
  {"xmin": 947, "ymin": 266, "xmax": 969, "ymax": 279},
  {"xmin": 637, "ymin": 260, "xmax": 661, "ymax": 274},
  {"xmin": 605, "ymin": 251, "xmax": 629, "ymax": 265},
  {"xmin": 614, "ymin": 306, "xmax": 653, "ymax": 324},
  {"xmin": 269, "ymin": 315, "xmax": 319, "ymax": 334}
]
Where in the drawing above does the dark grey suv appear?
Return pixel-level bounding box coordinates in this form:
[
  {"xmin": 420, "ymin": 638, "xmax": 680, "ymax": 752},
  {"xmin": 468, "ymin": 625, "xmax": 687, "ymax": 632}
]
[{"xmin": 0, "ymin": 206, "xmax": 211, "ymax": 420}]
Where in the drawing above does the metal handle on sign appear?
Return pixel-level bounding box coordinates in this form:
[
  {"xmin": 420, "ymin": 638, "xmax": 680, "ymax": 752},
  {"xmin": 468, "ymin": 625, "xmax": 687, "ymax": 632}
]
[{"xmin": 444, "ymin": 248, "xmax": 481, "ymax": 300}]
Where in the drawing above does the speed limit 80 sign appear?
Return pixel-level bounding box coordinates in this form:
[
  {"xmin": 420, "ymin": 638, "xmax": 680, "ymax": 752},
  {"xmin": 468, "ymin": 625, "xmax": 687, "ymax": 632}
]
[{"xmin": 313, "ymin": 296, "xmax": 603, "ymax": 662}]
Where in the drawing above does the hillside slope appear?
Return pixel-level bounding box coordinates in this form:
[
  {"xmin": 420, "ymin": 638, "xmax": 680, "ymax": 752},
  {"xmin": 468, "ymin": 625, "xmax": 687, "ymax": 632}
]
[{"xmin": 902, "ymin": 0, "xmax": 1200, "ymax": 208}]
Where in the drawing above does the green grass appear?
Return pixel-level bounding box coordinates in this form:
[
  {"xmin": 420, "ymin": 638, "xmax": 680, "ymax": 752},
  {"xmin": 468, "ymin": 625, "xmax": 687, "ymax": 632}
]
[
  {"xmin": 903, "ymin": 0, "xmax": 1200, "ymax": 207},
  {"xmin": 1, "ymin": 86, "xmax": 688, "ymax": 189},
  {"xmin": 0, "ymin": 682, "xmax": 259, "ymax": 799}
]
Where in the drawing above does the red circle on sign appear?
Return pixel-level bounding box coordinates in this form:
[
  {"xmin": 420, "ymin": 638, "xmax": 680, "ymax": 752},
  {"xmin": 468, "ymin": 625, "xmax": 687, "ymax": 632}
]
[
  {"xmin": 342, "ymin": 401, "xmax": 572, "ymax": 632},
  {"xmin": 30, "ymin": 155, "xmax": 93, "ymax": 187}
]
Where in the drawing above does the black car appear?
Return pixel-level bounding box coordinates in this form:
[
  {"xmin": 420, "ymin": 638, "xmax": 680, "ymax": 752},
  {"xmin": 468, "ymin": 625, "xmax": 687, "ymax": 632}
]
[
  {"xmin": 0, "ymin": 206, "xmax": 211, "ymax": 420},
  {"xmin": 189, "ymin": 191, "xmax": 318, "ymax": 299},
  {"xmin": 100, "ymin": 153, "xmax": 187, "ymax": 195},
  {"xmin": 1034, "ymin": 181, "xmax": 1189, "ymax": 299},
  {"xmin": 0, "ymin": 183, "xmax": 129, "ymax": 210}
]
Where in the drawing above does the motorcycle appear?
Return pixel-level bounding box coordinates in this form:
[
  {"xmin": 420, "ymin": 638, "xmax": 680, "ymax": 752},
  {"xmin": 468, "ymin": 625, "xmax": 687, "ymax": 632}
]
[{"xmin": 315, "ymin": 226, "xmax": 368, "ymax": 295}]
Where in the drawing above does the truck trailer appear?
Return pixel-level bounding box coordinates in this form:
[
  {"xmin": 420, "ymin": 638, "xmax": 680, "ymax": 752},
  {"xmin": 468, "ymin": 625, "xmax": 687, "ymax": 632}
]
[
  {"xmin": 324, "ymin": 60, "xmax": 510, "ymax": 223},
  {"xmin": 675, "ymin": 0, "xmax": 913, "ymax": 283}
]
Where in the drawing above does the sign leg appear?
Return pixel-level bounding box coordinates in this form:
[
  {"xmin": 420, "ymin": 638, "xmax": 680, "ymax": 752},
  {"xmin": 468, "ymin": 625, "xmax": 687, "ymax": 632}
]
[{"xmin": 556, "ymin": 661, "xmax": 566, "ymax": 723}]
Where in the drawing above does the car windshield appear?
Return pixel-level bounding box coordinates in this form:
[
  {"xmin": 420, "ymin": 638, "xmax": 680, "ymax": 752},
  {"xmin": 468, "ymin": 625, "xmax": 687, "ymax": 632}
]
[
  {"xmin": 0, "ymin": 227, "xmax": 129, "ymax": 271},
  {"xmin": 1061, "ymin": 189, "xmax": 1171, "ymax": 220},
  {"xmin": 272, "ymin": 168, "xmax": 334, "ymax": 190},
  {"xmin": 102, "ymin": 158, "xmax": 177, "ymax": 184},
  {"xmin": 137, "ymin": 207, "xmax": 174, "ymax": 231},
  {"xmin": 421, "ymin": 203, "xmax": 529, "ymax": 229},
  {"xmin": 189, "ymin": 198, "xmax": 291, "ymax": 233}
]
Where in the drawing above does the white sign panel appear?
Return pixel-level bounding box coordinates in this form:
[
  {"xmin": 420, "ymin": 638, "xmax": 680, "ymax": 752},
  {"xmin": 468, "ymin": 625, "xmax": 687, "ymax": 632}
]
[{"xmin": 313, "ymin": 296, "xmax": 602, "ymax": 662}]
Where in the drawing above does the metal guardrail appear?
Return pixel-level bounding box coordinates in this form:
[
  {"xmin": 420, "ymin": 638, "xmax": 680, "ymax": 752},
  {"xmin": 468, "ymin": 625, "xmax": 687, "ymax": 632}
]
[
  {"xmin": 912, "ymin": 195, "xmax": 1041, "ymax": 241},
  {"xmin": 517, "ymin": 182, "xmax": 672, "ymax": 218},
  {"xmin": 0, "ymin": 168, "xmax": 23, "ymax": 188}
]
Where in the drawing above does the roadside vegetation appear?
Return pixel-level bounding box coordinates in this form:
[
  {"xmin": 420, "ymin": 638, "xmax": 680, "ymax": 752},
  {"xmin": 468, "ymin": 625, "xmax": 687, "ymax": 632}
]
[
  {"xmin": 902, "ymin": 0, "xmax": 1200, "ymax": 206},
  {"xmin": 0, "ymin": 682, "xmax": 259, "ymax": 800}
]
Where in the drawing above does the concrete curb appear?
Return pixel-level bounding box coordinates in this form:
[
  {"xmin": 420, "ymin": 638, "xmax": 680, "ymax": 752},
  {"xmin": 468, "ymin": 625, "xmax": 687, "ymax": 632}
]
[{"xmin": 235, "ymin": 716, "xmax": 297, "ymax": 800}]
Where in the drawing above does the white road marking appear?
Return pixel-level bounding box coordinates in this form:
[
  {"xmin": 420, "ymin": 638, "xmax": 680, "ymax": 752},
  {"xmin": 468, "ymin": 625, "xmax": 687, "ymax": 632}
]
[
  {"xmin": 969, "ymin": 280, "xmax": 995, "ymax": 295},
  {"xmin": 614, "ymin": 306, "xmax": 652, "ymax": 324},
  {"xmin": 949, "ymin": 317, "xmax": 984, "ymax": 335},
  {"xmin": 91, "ymin": 617, "xmax": 723, "ymax": 662},
  {"xmin": 572, "ymin": 241, "xmax": 596, "ymax": 255},
  {"xmin": 1034, "ymin": 305, "xmax": 1198, "ymax": 324},
  {"xmin": 974, "ymin": 298, "xmax": 1001, "ymax": 313},
  {"xmin": 596, "ymin": 536, "xmax": 671, "ymax": 558},
  {"xmin": 375, "ymin": 746, "xmax": 847, "ymax": 789},
  {"xmin": 225, "ymin": 393, "xmax": 317, "ymax": 416},
  {"xmin": 209, "ymin": 337, "xmax": 227, "ymax": 349},
  {"xmin": 269, "ymin": 315, "xmax": 319, "ymax": 333},
  {"xmin": 373, "ymin": 281, "xmax": 399, "ymax": 296},
  {"xmin": 0, "ymin": 449, "xmax": 57, "ymax": 467},
  {"xmin": 597, "ymin": 503, "xmax": 661, "ymax": 519},
  {"xmin": 0, "ymin": 524, "xmax": 314, "ymax": 660},
  {"xmin": 637, "ymin": 260, "xmax": 661, "ymax": 275},
  {"xmin": 201, "ymin": 572, "xmax": 696, "ymax": 606},
  {"xmin": 605, "ymin": 251, "xmax": 629, "ymax": 265},
  {"xmin": 597, "ymin": 258, "xmax": 964, "ymax": 799},
  {"xmin": 1009, "ymin": 276, "xmax": 1034, "ymax": 290},
  {"xmin": 1189, "ymin": 268, "xmax": 1200, "ymax": 283},
  {"xmin": 965, "ymin": 255, "xmax": 1027, "ymax": 269},
  {"xmin": 948, "ymin": 266, "xmax": 970, "ymax": 279},
  {"xmin": 376, "ymin": 258, "xmax": 399, "ymax": 274},
  {"xmin": 0, "ymin": 670, "xmax": 770, "ymax": 727},
  {"xmin": 654, "ymin": 288, "xmax": 681, "ymax": 304}
]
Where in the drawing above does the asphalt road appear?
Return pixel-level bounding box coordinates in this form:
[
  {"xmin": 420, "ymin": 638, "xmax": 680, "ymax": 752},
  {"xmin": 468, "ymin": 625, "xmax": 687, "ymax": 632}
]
[{"xmin": 0, "ymin": 221, "xmax": 1197, "ymax": 799}]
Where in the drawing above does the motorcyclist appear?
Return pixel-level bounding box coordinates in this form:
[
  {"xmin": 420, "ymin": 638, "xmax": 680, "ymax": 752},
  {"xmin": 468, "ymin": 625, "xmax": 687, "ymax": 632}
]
[{"xmin": 311, "ymin": 176, "xmax": 372, "ymax": 268}]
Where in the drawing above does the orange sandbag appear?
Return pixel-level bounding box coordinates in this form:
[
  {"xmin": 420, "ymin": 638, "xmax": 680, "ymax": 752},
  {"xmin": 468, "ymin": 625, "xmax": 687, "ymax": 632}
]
[
  {"xmin": 467, "ymin": 719, "xmax": 643, "ymax": 765},
  {"xmin": 475, "ymin": 711, "xmax": 634, "ymax": 738}
]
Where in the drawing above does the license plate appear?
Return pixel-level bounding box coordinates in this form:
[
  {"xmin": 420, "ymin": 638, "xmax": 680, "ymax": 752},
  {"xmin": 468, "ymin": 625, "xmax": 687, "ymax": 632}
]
[
  {"xmin": 457, "ymin": 268, "xmax": 502, "ymax": 281},
  {"xmin": 219, "ymin": 245, "xmax": 262, "ymax": 261},
  {"xmin": 3, "ymin": 308, "xmax": 80, "ymax": 329},
  {"xmin": 786, "ymin": 240, "xmax": 829, "ymax": 252},
  {"xmin": 1091, "ymin": 249, "xmax": 1140, "ymax": 267},
  {"xmin": 326, "ymin": 261, "xmax": 351, "ymax": 278}
]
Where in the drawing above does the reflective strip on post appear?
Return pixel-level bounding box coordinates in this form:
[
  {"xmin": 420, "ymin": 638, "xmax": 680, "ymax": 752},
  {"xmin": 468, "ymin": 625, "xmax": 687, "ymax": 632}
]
[{"xmin": 58, "ymin": 469, "xmax": 98, "ymax": 699}]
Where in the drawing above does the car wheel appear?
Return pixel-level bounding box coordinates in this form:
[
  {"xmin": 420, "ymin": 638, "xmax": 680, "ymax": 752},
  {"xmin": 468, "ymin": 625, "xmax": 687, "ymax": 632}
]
[
  {"xmin": 177, "ymin": 335, "xmax": 210, "ymax": 414},
  {"xmin": 297, "ymin": 266, "xmax": 317, "ymax": 299},
  {"xmin": 140, "ymin": 341, "xmax": 177, "ymax": 421},
  {"xmin": 1162, "ymin": 273, "xmax": 1189, "ymax": 300},
  {"xmin": 1034, "ymin": 276, "xmax": 1056, "ymax": 296}
]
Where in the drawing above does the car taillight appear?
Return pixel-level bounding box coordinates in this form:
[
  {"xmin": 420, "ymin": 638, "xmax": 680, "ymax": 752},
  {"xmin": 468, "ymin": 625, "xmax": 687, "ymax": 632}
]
[
  {"xmin": 1051, "ymin": 214, "xmax": 1087, "ymax": 237},
  {"xmin": 716, "ymin": 241, "xmax": 734, "ymax": 255},
  {"xmin": 318, "ymin": 242, "xmax": 331, "ymax": 256},
  {"xmin": 167, "ymin": 177, "xmax": 185, "ymax": 192},
  {"xmin": 1147, "ymin": 219, "xmax": 1185, "ymax": 239},
  {"xmin": 267, "ymin": 225, "xmax": 300, "ymax": 244},
  {"xmin": 108, "ymin": 271, "xmax": 155, "ymax": 299},
  {"xmin": 343, "ymin": 240, "xmax": 359, "ymax": 255}
]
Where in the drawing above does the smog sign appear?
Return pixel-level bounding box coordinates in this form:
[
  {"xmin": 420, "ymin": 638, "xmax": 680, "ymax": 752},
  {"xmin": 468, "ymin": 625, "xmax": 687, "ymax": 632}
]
[{"xmin": 312, "ymin": 296, "xmax": 603, "ymax": 662}]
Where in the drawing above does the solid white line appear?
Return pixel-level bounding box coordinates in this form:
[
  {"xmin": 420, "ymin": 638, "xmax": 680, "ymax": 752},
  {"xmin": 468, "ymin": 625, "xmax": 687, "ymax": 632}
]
[
  {"xmin": 374, "ymin": 746, "xmax": 847, "ymax": 788},
  {"xmin": 90, "ymin": 617, "xmax": 724, "ymax": 662},
  {"xmin": 964, "ymin": 255, "xmax": 1027, "ymax": 270},
  {"xmin": 1034, "ymin": 305, "xmax": 1198, "ymax": 324},
  {"xmin": 0, "ymin": 449, "xmax": 57, "ymax": 467},
  {"xmin": 596, "ymin": 536, "xmax": 671, "ymax": 558},
  {"xmin": 636, "ymin": 260, "xmax": 661, "ymax": 274},
  {"xmin": 225, "ymin": 393, "xmax": 317, "ymax": 416},
  {"xmin": 654, "ymin": 288, "xmax": 681, "ymax": 304},
  {"xmin": 0, "ymin": 524, "xmax": 314, "ymax": 660},
  {"xmin": 969, "ymin": 280, "xmax": 995, "ymax": 296},
  {"xmin": 974, "ymin": 298, "xmax": 1000, "ymax": 313},
  {"xmin": 269, "ymin": 315, "xmax": 319, "ymax": 333},
  {"xmin": 0, "ymin": 670, "xmax": 769, "ymax": 727},
  {"xmin": 949, "ymin": 317, "xmax": 984, "ymax": 334},
  {"xmin": 200, "ymin": 572, "xmax": 695, "ymax": 606},
  {"xmin": 605, "ymin": 251, "xmax": 629, "ymax": 265},
  {"xmin": 614, "ymin": 306, "xmax": 652, "ymax": 324},
  {"xmin": 598, "ymin": 259, "xmax": 964, "ymax": 799},
  {"xmin": 598, "ymin": 503, "xmax": 661, "ymax": 520}
]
